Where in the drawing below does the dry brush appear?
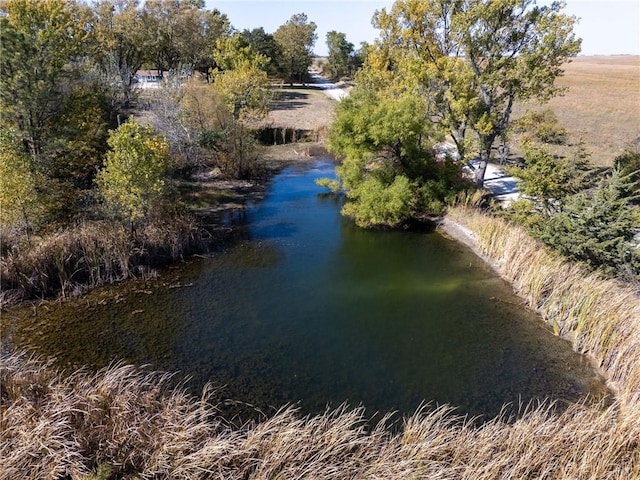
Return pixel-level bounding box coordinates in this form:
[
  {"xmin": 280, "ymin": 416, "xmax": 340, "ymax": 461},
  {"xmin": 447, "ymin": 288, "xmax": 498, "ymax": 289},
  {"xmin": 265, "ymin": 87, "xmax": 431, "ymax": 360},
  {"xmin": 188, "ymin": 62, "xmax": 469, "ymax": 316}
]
[{"xmin": 1, "ymin": 352, "xmax": 639, "ymax": 479}]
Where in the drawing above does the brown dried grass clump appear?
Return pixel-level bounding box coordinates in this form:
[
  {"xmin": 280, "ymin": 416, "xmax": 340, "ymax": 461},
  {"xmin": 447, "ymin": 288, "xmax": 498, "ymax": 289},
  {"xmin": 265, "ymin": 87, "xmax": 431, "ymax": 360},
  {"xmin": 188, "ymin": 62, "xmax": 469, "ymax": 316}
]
[
  {"xmin": 1, "ymin": 352, "xmax": 639, "ymax": 479},
  {"xmin": 447, "ymin": 206, "xmax": 640, "ymax": 405},
  {"xmin": 0, "ymin": 215, "xmax": 201, "ymax": 305}
]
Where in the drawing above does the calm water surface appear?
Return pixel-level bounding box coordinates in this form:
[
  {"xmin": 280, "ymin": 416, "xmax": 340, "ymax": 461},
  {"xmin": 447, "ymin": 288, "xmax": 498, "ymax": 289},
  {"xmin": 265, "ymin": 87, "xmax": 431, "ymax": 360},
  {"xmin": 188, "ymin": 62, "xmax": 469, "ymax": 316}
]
[{"xmin": 4, "ymin": 160, "xmax": 607, "ymax": 421}]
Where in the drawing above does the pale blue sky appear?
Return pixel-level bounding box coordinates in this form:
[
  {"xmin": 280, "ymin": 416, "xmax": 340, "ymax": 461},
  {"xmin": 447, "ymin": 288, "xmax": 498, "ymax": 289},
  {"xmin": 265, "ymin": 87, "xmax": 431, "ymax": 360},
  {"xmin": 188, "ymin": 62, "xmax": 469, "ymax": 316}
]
[{"xmin": 208, "ymin": 0, "xmax": 640, "ymax": 57}]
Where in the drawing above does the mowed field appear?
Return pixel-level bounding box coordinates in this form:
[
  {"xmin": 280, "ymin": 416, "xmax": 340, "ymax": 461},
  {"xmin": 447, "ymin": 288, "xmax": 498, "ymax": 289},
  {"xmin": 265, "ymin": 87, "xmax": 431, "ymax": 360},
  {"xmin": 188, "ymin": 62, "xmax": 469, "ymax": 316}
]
[{"xmin": 517, "ymin": 55, "xmax": 640, "ymax": 166}]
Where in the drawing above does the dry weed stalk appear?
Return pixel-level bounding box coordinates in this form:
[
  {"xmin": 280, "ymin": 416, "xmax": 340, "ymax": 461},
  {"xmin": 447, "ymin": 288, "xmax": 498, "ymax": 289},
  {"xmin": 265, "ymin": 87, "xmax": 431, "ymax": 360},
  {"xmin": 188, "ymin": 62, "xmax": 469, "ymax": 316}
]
[
  {"xmin": 1, "ymin": 216, "xmax": 201, "ymax": 305},
  {"xmin": 1, "ymin": 352, "xmax": 639, "ymax": 479}
]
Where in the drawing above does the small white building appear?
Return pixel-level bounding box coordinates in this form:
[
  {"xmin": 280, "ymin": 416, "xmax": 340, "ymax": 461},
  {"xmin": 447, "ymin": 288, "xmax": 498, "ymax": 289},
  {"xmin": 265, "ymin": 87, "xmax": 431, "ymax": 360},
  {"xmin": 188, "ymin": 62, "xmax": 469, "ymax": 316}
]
[{"xmin": 134, "ymin": 70, "xmax": 165, "ymax": 89}]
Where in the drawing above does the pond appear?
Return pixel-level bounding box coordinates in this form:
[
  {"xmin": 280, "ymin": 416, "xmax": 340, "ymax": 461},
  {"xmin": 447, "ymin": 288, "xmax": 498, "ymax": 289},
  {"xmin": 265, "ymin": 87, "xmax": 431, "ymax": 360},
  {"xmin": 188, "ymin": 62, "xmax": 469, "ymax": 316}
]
[{"xmin": 3, "ymin": 159, "xmax": 608, "ymax": 422}]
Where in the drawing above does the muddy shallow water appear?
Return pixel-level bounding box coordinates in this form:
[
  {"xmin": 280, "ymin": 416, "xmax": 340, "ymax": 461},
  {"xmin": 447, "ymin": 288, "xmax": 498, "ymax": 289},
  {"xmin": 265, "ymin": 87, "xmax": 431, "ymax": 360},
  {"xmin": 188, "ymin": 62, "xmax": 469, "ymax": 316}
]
[{"xmin": 2, "ymin": 160, "xmax": 609, "ymax": 422}]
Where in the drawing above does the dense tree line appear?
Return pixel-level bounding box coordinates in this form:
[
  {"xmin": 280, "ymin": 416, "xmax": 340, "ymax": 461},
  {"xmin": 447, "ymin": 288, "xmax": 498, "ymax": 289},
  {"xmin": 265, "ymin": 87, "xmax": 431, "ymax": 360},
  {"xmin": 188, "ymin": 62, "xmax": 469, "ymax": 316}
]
[
  {"xmin": 323, "ymin": 0, "xmax": 637, "ymax": 280},
  {"xmin": 0, "ymin": 0, "xmax": 320, "ymax": 300},
  {"xmin": 325, "ymin": 0, "xmax": 581, "ymax": 226},
  {"xmin": 0, "ymin": 0, "xmax": 321, "ymax": 238}
]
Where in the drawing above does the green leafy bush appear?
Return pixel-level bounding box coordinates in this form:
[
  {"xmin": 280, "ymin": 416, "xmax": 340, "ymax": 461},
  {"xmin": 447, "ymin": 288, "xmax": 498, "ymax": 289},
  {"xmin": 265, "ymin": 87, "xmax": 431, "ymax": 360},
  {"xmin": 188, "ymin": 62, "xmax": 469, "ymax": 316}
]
[
  {"xmin": 342, "ymin": 175, "xmax": 416, "ymax": 228},
  {"xmin": 325, "ymin": 87, "xmax": 467, "ymax": 227}
]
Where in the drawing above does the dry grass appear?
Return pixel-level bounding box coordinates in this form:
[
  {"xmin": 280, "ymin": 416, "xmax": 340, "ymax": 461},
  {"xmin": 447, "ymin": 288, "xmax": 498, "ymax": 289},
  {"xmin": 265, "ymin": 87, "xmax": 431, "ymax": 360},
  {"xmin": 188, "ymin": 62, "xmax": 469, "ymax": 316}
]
[
  {"xmin": 514, "ymin": 55, "xmax": 640, "ymax": 166},
  {"xmin": 1, "ymin": 351, "xmax": 639, "ymax": 479},
  {"xmin": 256, "ymin": 87, "xmax": 337, "ymax": 132},
  {"xmin": 3, "ymin": 206, "xmax": 640, "ymax": 478},
  {"xmin": 0, "ymin": 215, "xmax": 201, "ymax": 306}
]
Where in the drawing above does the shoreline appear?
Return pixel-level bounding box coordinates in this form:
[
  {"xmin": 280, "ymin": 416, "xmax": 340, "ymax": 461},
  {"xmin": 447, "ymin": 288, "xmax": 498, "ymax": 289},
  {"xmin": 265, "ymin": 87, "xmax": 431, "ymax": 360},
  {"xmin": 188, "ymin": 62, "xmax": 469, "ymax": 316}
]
[
  {"xmin": 0, "ymin": 143, "xmax": 329, "ymax": 310},
  {"xmin": 438, "ymin": 213, "xmax": 615, "ymax": 396}
]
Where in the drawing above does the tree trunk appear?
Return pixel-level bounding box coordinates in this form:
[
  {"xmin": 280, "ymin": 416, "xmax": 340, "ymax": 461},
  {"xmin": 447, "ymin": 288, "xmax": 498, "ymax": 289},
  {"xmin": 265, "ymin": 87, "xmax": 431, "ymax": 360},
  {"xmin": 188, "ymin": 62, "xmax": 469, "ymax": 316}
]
[{"xmin": 474, "ymin": 150, "xmax": 490, "ymax": 188}]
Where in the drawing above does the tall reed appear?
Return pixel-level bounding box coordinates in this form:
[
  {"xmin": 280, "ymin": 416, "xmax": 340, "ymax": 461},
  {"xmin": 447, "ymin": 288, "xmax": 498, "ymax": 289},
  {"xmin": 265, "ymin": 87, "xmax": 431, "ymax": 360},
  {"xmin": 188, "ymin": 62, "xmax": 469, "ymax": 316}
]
[
  {"xmin": 1, "ymin": 352, "xmax": 638, "ymax": 479},
  {"xmin": 0, "ymin": 215, "xmax": 201, "ymax": 305},
  {"xmin": 446, "ymin": 206, "xmax": 640, "ymax": 404}
]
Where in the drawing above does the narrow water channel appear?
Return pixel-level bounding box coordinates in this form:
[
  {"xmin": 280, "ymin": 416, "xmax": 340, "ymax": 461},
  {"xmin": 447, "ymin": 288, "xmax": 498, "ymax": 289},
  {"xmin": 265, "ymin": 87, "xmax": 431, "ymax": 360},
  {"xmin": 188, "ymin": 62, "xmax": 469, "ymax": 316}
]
[{"xmin": 3, "ymin": 159, "xmax": 607, "ymax": 421}]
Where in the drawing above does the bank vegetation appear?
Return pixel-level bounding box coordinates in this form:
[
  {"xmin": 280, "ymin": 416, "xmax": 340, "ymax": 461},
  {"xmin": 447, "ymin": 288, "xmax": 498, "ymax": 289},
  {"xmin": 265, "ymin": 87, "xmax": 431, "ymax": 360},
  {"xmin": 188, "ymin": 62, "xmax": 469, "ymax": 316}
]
[{"xmin": 0, "ymin": 0, "xmax": 326, "ymax": 306}]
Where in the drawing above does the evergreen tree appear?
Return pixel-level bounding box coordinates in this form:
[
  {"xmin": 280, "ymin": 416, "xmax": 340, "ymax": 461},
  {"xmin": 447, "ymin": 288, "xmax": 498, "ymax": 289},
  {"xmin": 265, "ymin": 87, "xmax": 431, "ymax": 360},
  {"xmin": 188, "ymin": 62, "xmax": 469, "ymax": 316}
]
[
  {"xmin": 539, "ymin": 169, "xmax": 640, "ymax": 279},
  {"xmin": 240, "ymin": 27, "xmax": 282, "ymax": 77}
]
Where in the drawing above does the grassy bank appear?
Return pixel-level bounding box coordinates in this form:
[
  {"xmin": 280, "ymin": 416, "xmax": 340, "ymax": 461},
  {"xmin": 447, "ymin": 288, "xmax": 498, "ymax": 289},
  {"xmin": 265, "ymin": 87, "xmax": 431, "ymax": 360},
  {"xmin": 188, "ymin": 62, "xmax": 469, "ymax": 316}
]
[
  {"xmin": 0, "ymin": 215, "xmax": 202, "ymax": 306},
  {"xmin": 445, "ymin": 206, "xmax": 640, "ymax": 405},
  {"xmin": 1, "ymin": 352, "xmax": 638, "ymax": 479}
]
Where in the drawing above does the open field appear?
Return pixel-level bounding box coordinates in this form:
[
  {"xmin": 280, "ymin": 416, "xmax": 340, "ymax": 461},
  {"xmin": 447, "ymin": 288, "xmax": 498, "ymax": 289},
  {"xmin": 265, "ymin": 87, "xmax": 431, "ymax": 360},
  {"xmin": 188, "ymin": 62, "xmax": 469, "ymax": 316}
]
[
  {"xmin": 516, "ymin": 55, "xmax": 640, "ymax": 166},
  {"xmin": 259, "ymin": 86, "xmax": 337, "ymax": 132}
]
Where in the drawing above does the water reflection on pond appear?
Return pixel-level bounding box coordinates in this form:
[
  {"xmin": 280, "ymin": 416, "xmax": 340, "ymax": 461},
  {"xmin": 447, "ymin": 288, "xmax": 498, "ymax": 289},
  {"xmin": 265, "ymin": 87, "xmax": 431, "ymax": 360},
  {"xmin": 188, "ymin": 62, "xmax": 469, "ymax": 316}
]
[{"xmin": 3, "ymin": 160, "xmax": 608, "ymax": 422}]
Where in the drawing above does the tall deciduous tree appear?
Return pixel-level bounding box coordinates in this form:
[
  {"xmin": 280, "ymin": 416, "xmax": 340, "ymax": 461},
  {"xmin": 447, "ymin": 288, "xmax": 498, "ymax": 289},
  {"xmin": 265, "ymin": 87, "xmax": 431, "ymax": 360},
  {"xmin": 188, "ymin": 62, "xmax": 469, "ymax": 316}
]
[
  {"xmin": 145, "ymin": 0, "xmax": 231, "ymax": 75},
  {"xmin": 372, "ymin": 0, "xmax": 581, "ymax": 186},
  {"xmin": 92, "ymin": 0, "xmax": 151, "ymax": 108},
  {"xmin": 211, "ymin": 35, "xmax": 271, "ymax": 120},
  {"xmin": 0, "ymin": 0, "xmax": 91, "ymax": 161},
  {"xmin": 274, "ymin": 13, "xmax": 317, "ymax": 85},
  {"xmin": 325, "ymin": 31, "xmax": 354, "ymax": 80}
]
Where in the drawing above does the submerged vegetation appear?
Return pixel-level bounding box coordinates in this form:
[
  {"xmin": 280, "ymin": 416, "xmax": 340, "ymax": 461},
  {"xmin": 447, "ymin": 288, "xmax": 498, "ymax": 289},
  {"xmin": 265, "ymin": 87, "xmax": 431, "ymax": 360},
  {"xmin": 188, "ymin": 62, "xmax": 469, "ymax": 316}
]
[
  {"xmin": 3, "ymin": 174, "xmax": 640, "ymax": 479},
  {"xmin": 446, "ymin": 205, "xmax": 640, "ymax": 403}
]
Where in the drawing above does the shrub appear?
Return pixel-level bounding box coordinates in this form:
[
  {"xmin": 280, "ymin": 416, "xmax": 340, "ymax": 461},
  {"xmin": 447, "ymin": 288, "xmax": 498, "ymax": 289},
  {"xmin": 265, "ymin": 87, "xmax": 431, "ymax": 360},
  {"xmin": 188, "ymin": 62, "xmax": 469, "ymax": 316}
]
[
  {"xmin": 512, "ymin": 108, "xmax": 568, "ymax": 145},
  {"xmin": 342, "ymin": 175, "xmax": 416, "ymax": 228}
]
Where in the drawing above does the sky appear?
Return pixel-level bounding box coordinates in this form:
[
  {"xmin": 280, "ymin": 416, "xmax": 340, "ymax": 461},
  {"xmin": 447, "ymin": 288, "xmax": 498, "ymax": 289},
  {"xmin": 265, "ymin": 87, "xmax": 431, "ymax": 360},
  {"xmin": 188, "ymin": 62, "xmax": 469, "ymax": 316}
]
[{"xmin": 208, "ymin": 0, "xmax": 640, "ymax": 57}]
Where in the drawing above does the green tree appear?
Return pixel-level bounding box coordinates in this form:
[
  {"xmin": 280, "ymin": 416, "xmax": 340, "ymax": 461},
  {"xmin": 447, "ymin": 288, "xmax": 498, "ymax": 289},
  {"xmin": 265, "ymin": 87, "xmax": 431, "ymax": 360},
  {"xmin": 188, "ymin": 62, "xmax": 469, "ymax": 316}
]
[
  {"xmin": 46, "ymin": 85, "xmax": 115, "ymax": 189},
  {"xmin": 512, "ymin": 108, "xmax": 568, "ymax": 145},
  {"xmin": 538, "ymin": 169, "xmax": 640, "ymax": 279},
  {"xmin": 240, "ymin": 27, "xmax": 282, "ymax": 77},
  {"xmin": 145, "ymin": 0, "xmax": 231, "ymax": 75},
  {"xmin": 274, "ymin": 13, "xmax": 317, "ymax": 85},
  {"xmin": 614, "ymin": 150, "xmax": 640, "ymax": 199},
  {"xmin": 371, "ymin": 0, "xmax": 581, "ymax": 187},
  {"xmin": 0, "ymin": 0, "xmax": 91, "ymax": 161},
  {"xmin": 349, "ymin": 41, "xmax": 372, "ymax": 73},
  {"xmin": 211, "ymin": 35, "xmax": 271, "ymax": 120},
  {"xmin": 96, "ymin": 120, "xmax": 170, "ymax": 226},
  {"xmin": 0, "ymin": 129, "xmax": 41, "ymax": 234},
  {"xmin": 326, "ymin": 31, "xmax": 354, "ymax": 80},
  {"xmin": 326, "ymin": 86, "xmax": 465, "ymax": 228},
  {"xmin": 510, "ymin": 146, "xmax": 575, "ymax": 216}
]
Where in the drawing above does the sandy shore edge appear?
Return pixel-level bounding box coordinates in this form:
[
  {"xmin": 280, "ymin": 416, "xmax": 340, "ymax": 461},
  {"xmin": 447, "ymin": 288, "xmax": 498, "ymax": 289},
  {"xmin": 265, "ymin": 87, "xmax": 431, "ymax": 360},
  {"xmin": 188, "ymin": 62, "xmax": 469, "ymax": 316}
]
[{"xmin": 437, "ymin": 216, "xmax": 503, "ymax": 274}]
